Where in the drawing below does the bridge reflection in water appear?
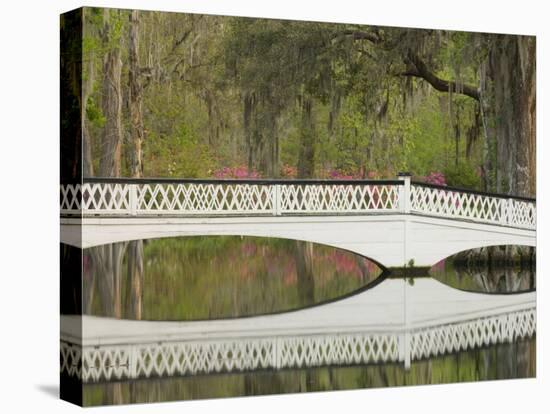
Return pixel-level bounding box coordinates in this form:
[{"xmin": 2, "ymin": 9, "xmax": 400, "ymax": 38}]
[{"xmin": 61, "ymin": 277, "xmax": 535, "ymax": 383}]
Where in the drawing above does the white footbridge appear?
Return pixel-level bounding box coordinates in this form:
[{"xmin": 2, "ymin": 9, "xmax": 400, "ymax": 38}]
[
  {"xmin": 60, "ymin": 174, "xmax": 536, "ymax": 268},
  {"xmin": 60, "ymin": 278, "xmax": 536, "ymax": 382}
]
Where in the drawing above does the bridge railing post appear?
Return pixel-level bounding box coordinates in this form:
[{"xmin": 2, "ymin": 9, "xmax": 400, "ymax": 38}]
[
  {"xmin": 397, "ymin": 172, "xmax": 411, "ymax": 214},
  {"xmin": 507, "ymin": 198, "xmax": 514, "ymax": 226},
  {"xmin": 129, "ymin": 184, "xmax": 138, "ymax": 216},
  {"xmin": 398, "ymin": 332, "xmax": 411, "ymax": 370},
  {"xmin": 129, "ymin": 345, "xmax": 138, "ymax": 379},
  {"xmin": 500, "ymin": 197, "xmax": 514, "ymax": 226},
  {"xmin": 273, "ymin": 184, "xmax": 282, "ymax": 216}
]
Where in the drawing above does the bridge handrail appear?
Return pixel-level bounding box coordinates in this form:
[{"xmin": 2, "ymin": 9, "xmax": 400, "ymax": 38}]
[
  {"xmin": 411, "ymin": 181, "xmax": 536, "ymax": 203},
  {"xmin": 60, "ymin": 176, "xmax": 536, "ymax": 230},
  {"xmin": 61, "ymin": 177, "xmax": 403, "ymax": 216},
  {"xmin": 80, "ymin": 176, "xmax": 404, "ymax": 185},
  {"xmin": 409, "ymin": 181, "xmax": 536, "ymax": 230}
]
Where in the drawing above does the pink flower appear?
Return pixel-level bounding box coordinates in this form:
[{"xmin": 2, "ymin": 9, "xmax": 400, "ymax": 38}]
[
  {"xmin": 212, "ymin": 165, "xmax": 261, "ymax": 179},
  {"xmin": 423, "ymin": 172, "xmax": 447, "ymax": 186}
]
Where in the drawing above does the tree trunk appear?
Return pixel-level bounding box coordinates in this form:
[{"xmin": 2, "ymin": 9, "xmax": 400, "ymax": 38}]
[
  {"xmin": 486, "ymin": 35, "xmax": 536, "ymax": 197},
  {"xmin": 99, "ymin": 12, "xmax": 123, "ymax": 177},
  {"xmin": 297, "ymin": 96, "xmax": 315, "ymax": 178},
  {"xmin": 82, "ymin": 55, "xmax": 94, "ymax": 177},
  {"xmin": 128, "ymin": 10, "xmax": 144, "ymax": 178},
  {"xmin": 244, "ymin": 92, "xmax": 255, "ymax": 172},
  {"xmin": 264, "ymin": 110, "xmax": 279, "ymax": 177},
  {"xmin": 126, "ymin": 9, "xmax": 145, "ymax": 320},
  {"xmin": 91, "ymin": 10, "xmax": 126, "ymax": 318}
]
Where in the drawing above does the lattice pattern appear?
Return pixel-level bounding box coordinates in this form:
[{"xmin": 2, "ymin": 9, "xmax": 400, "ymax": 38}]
[
  {"xmin": 410, "ymin": 308, "xmax": 536, "ymax": 361},
  {"xmin": 410, "ymin": 185, "xmax": 536, "ymax": 229},
  {"xmin": 279, "ymin": 184, "xmax": 400, "ymax": 213},
  {"xmin": 509, "ymin": 199, "xmax": 536, "ymax": 229},
  {"xmin": 60, "ymin": 181, "xmax": 535, "ymax": 230},
  {"xmin": 277, "ymin": 334, "xmax": 399, "ymax": 368},
  {"xmin": 61, "ymin": 183, "xmax": 131, "ymax": 215},
  {"xmin": 60, "ymin": 341, "xmax": 81, "ymax": 379},
  {"xmin": 136, "ymin": 183, "xmax": 274, "ymax": 215},
  {"xmin": 60, "ymin": 184, "xmax": 83, "ymax": 214},
  {"xmin": 60, "ymin": 182, "xmax": 402, "ymax": 217},
  {"xmin": 61, "ymin": 333, "xmax": 399, "ymax": 382},
  {"xmin": 60, "ymin": 308, "xmax": 535, "ymax": 382}
]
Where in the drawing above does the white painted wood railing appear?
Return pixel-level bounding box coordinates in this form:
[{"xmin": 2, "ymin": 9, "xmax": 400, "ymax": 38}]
[
  {"xmin": 60, "ymin": 179, "xmax": 402, "ymax": 216},
  {"xmin": 409, "ymin": 183, "xmax": 536, "ymax": 230},
  {"xmin": 60, "ymin": 176, "xmax": 536, "ymax": 230},
  {"xmin": 60, "ymin": 306, "xmax": 535, "ymax": 382}
]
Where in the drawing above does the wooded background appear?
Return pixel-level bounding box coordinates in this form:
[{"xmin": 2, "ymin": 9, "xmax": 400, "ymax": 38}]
[{"xmin": 76, "ymin": 7, "xmax": 535, "ymax": 197}]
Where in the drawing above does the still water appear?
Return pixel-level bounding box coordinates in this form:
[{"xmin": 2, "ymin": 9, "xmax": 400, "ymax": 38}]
[{"xmin": 79, "ymin": 236, "xmax": 536, "ymax": 406}]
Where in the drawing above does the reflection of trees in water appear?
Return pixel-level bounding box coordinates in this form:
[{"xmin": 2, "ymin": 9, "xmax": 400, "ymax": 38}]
[
  {"xmin": 294, "ymin": 240, "xmax": 315, "ymax": 304},
  {"xmin": 86, "ymin": 243, "xmax": 127, "ymax": 318},
  {"xmin": 290, "ymin": 237, "xmax": 375, "ymax": 393},
  {"xmin": 452, "ymin": 264, "xmax": 535, "ymax": 293},
  {"xmin": 431, "ymin": 245, "xmax": 536, "ymax": 293},
  {"xmin": 83, "ymin": 237, "xmax": 382, "ymax": 320},
  {"xmin": 61, "ymin": 244, "xmax": 83, "ymax": 315},
  {"xmin": 125, "ymin": 240, "xmax": 144, "ymax": 320},
  {"xmin": 453, "ymin": 245, "xmax": 535, "ymax": 268},
  {"xmin": 84, "ymin": 242, "xmax": 144, "ymax": 319},
  {"xmin": 82, "ymin": 338, "xmax": 535, "ymax": 406}
]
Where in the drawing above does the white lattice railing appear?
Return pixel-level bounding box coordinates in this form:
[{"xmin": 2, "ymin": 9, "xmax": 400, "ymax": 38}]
[
  {"xmin": 409, "ymin": 184, "xmax": 536, "ymax": 230},
  {"xmin": 409, "ymin": 307, "xmax": 536, "ymax": 361},
  {"xmin": 60, "ymin": 179, "xmax": 402, "ymax": 217},
  {"xmin": 60, "ymin": 307, "xmax": 535, "ymax": 382},
  {"xmin": 60, "ymin": 176, "xmax": 535, "ymax": 230}
]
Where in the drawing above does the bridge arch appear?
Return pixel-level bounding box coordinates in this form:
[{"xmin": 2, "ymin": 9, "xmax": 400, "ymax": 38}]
[{"xmin": 62, "ymin": 213, "xmax": 535, "ymax": 269}]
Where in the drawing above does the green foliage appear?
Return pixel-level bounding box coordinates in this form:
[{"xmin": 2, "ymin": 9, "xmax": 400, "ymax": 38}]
[
  {"xmin": 83, "ymin": 9, "xmax": 491, "ymax": 188},
  {"xmin": 444, "ymin": 159, "xmax": 482, "ymax": 189},
  {"xmin": 145, "ymin": 127, "xmax": 216, "ymax": 178},
  {"xmin": 85, "ymin": 96, "xmax": 105, "ymax": 128}
]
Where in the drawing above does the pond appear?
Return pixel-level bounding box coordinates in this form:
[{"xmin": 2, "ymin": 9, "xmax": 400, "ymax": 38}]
[{"xmin": 68, "ymin": 237, "xmax": 536, "ymax": 405}]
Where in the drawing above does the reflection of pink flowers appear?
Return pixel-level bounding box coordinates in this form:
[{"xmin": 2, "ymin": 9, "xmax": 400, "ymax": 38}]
[
  {"xmin": 283, "ymin": 262, "xmax": 297, "ymax": 286},
  {"xmin": 213, "ymin": 165, "xmax": 260, "ymax": 179},
  {"xmin": 241, "ymin": 242, "xmax": 257, "ymax": 257},
  {"xmin": 229, "ymin": 238, "xmax": 381, "ymax": 288},
  {"xmin": 431, "ymin": 259, "xmax": 446, "ymax": 273},
  {"xmin": 323, "ymin": 250, "xmax": 376, "ymax": 280},
  {"xmin": 83, "ymin": 254, "xmax": 92, "ymax": 275}
]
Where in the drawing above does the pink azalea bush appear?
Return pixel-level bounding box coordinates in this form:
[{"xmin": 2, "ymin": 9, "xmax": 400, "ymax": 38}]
[
  {"xmin": 213, "ymin": 165, "xmax": 261, "ymax": 179},
  {"xmin": 280, "ymin": 164, "xmax": 298, "ymax": 178},
  {"xmin": 327, "ymin": 169, "xmax": 361, "ymax": 180},
  {"xmin": 422, "ymin": 171, "xmax": 447, "ymax": 186}
]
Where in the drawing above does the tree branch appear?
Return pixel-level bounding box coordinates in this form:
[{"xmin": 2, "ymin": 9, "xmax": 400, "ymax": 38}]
[
  {"xmin": 341, "ymin": 29, "xmax": 381, "ymax": 43},
  {"xmin": 403, "ymin": 52, "xmax": 480, "ymax": 101}
]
